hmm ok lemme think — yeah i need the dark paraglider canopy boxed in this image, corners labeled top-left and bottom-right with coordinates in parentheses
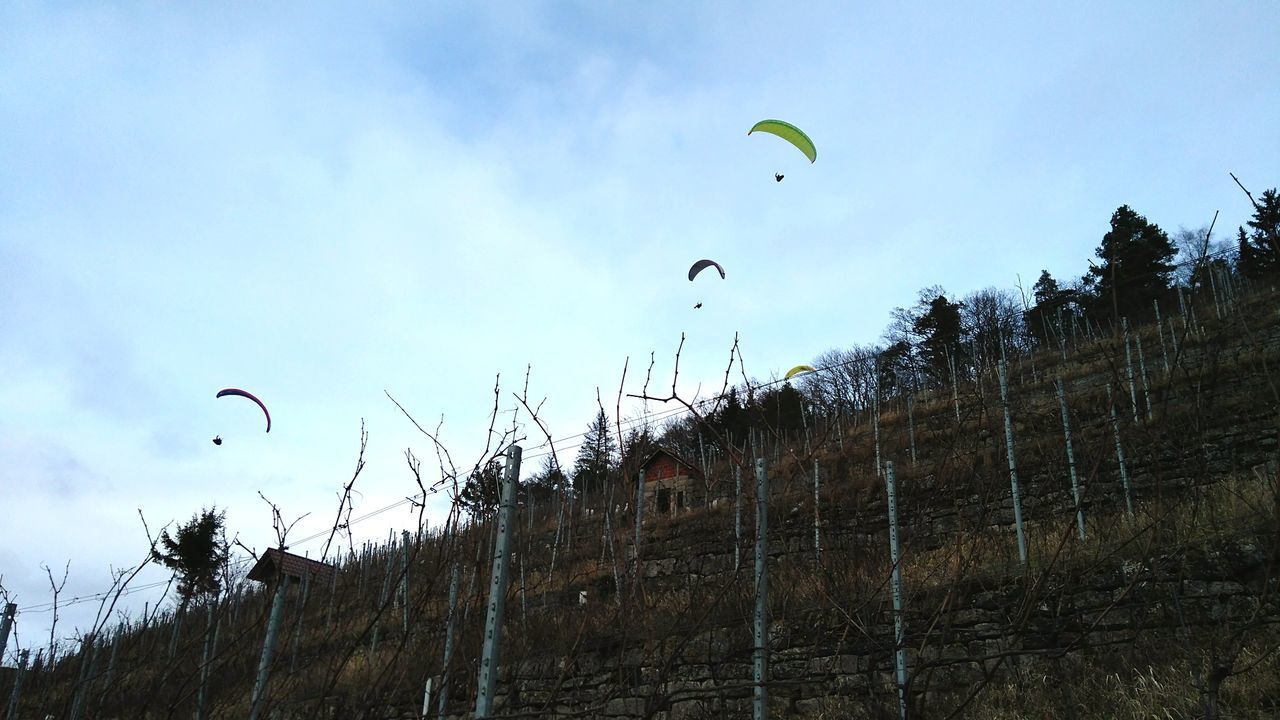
top-left (216, 388), bottom-right (271, 432)
top-left (688, 259), bottom-right (726, 282)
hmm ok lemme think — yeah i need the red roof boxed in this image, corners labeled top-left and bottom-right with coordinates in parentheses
top-left (247, 547), bottom-right (336, 584)
top-left (639, 448), bottom-right (703, 480)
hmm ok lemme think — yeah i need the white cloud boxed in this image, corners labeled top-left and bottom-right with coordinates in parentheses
top-left (2, 1), bottom-right (1278, 659)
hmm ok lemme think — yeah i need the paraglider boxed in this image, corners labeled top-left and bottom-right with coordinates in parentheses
top-left (748, 119), bottom-right (817, 163)
top-left (785, 365), bottom-right (816, 380)
top-left (688, 259), bottom-right (726, 282)
top-left (216, 388), bottom-right (271, 432)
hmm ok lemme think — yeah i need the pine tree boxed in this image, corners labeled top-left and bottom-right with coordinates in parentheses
top-left (912, 293), bottom-right (964, 385)
top-left (525, 455), bottom-right (567, 504)
top-left (1086, 205), bottom-right (1177, 325)
top-left (151, 508), bottom-right (230, 612)
top-left (1025, 270), bottom-right (1079, 348)
top-left (572, 410), bottom-right (617, 496)
top-left (1237, 188), bottom-right (1280, 280)
top-left (459, 458), bottom-right (505, 514)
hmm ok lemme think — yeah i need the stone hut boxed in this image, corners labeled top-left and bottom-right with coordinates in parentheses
top-left (247, 547), bottom-right (336, 586)
top-left (639, 448), bottom-right (704, 516)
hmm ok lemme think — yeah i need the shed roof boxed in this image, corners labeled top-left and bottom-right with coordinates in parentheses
top-left (247, 547), bottom-right (336, 584)
top-left (638, 448), bottom-right (703, 480)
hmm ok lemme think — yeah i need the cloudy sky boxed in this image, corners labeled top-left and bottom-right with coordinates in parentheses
top-left (2, 2), bottom-right (1277, 660)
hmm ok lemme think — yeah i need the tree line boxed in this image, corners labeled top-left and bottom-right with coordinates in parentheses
top-left (449, 187), bottom-right (1278, 515)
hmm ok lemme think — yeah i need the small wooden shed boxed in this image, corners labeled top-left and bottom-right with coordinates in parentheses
top-left (247, 548), bottom-right (336, 585)
top-left (639, 448), bottom-right (704, 516)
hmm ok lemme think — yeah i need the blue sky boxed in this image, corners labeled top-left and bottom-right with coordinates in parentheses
top-left (2, 2), bottom-right (1277, 660)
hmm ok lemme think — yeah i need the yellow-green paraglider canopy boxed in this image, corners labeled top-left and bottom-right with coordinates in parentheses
top-left (749, 119), bottom-right (817, 163)
top-left (784, 364), bottom-right (816, 380)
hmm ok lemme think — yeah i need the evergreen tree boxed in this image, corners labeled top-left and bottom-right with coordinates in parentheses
top-left (1237, 188), bottom-right (1280, 280)
top-left (1025, 270), bottom-right (1079, 348)
top-left (620, 424), bottom-right (657, 472)
top-left (151, 508), bottom-right (230, 612)
top-left (875, 340), bottom-right (914, 399)
top-left (571, 410), bottom-right (617, 496)
top-left (912, 293), bottom-right (964, 385)
top-left (458, 458), bottom-right (505, 514)
top-left (707, 386), bottom-right (751, 445)
top-left (756, 383), bottom-right (806, 433)
top-left (524, 454), bottom-right (566, 504)
top-left (1086, 205), bottom-right (1177, 324)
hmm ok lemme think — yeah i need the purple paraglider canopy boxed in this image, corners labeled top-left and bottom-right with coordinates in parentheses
top-left (216, 388), bottom-right (271, 432)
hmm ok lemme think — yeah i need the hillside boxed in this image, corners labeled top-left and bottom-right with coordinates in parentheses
top-left (6, 285), bottom-right (1280, 720)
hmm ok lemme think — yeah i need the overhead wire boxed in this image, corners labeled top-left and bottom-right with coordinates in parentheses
top-left (10, 241), bottom-right (1246, 621)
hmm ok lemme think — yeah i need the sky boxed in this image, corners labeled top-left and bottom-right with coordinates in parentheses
top-left (1, 2), bottom-right (1277, 661)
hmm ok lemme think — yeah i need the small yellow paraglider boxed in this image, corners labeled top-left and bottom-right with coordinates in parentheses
top-left (784, 365), bottom-right (816, 381)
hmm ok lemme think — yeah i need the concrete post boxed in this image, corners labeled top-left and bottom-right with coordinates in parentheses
top-left (0, 604), bottom-right (14, 660)
top-left (1154, 299), bottom-right (1170, 374)
top-left (885, 461), bottom-right (908, 720)
top-left (734, 464), bottom-right (743, 572)
top-left (436, 560), bottom-right (461, 720)
top-left (1106, 383), bottom-right (1135, 515)
top-left (753, 458), bottom-right (770, 720)
top-left (1136, 335), bottom-right (1152, 421)
top-left (475, 445), bottom-right (522, 718)
top-left (4, 649), bottom-right (28, 720)
top-left (289, 574), bottom-right (310, 673)
top-left (872, 391), bottom-right (883, 478)
top-left (907, 394), bottom-right (917, 466)
top-left (633, 468), bottom-right (646, 562)
top-left (1055, 378), bottom-right (1087, 540)
top-left (813, 459), bottom-right (821, 561)
top-left (248, 574), bottom-right (290, 720)
top-left (997, 355), bottom-right (1028, 567)
top-left (1123, 318), bottom-right (1139, 422)
top-left (196, 601), bottom-right (221, 720)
